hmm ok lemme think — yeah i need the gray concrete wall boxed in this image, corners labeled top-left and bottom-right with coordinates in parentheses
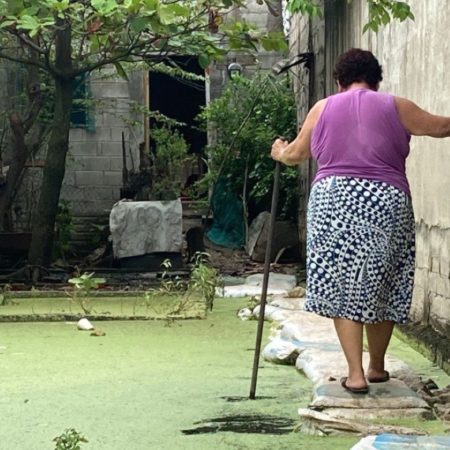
top-left (289, 0), bottom-right (450, 334)
top-left (209, 0), bottom-right (286, 100)
top-left (61, 70), bottom-right (144, 217)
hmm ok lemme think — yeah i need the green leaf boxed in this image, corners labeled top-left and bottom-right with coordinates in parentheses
top-left (159, 3), bottom-right (189, 25)
top-left (198, 53), bottom-right (210, 69)
top-left (130, 16), bottom-right (150, 33)
top-left (113, 61), bottom-right (129, 80)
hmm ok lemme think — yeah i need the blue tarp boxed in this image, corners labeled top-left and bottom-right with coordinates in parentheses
top-left (206, 180), bottom-right (245, 249)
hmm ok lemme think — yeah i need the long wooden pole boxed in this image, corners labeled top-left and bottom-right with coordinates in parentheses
top-left (249, 161), bottom-right (281, 400)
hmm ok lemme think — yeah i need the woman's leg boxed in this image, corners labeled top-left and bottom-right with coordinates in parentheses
top-left (333, 318), bottom-right (366, 389)
top-left (365, 320), bottom-right (395, 380)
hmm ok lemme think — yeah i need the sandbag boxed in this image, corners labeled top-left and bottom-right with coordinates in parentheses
top-left (262, 338), bottom-right (299, 365)
top-left (310, 378), bottom-right (429, 410)
top-left (298, 409), bottom-right (427, 437)
top-left (252, 304), bottom-right (289, 322)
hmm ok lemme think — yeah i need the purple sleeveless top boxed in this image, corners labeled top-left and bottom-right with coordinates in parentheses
top-left (311, 89), bottom-right (411, 194)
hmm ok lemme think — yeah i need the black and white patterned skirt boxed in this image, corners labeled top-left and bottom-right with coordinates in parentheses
top-left (304, 176), bottom-right (415, 324)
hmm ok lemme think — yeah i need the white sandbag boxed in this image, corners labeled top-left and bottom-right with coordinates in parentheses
top-left (110, 200), bottom-right (182, 258)
top-left (298, 409), bottom-right (427, 437)
top-left (279, 319), bottom-right (341, 351)
top-left (296, 348), bottom-right (414, 386)
top-left (262, 338), bottom-right (299, 365)
top-left (245, 273), bottom-right (297, 290)
top-left (310, 378), bottom-right (429, 410)
top-left (219, 285), bottom-right (286, 297)
top-left (252, 304), bottom-right (290, 322)
top-left (319, 407), bottom-right (433, 422)
top-left (350, 434), bottom-right (450, 449)
top-left (269, 296), bottom-right (305, 311)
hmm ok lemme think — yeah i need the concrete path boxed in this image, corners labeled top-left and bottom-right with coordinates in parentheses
top-left (249, 293), bottom-right (435, 435)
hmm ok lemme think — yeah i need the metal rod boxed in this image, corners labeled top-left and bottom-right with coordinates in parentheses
top-left (249, 161), bottom-right (281, 400)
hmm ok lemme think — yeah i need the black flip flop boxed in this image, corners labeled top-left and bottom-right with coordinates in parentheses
top-left (340, 377), bottom-right (369, 394)
top-left (368, 370), bottom-right (390, 383)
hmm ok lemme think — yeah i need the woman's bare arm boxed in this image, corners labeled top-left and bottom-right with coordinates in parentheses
top-left (395, 97), bottom-right (450, 138)
top-left (271, 99), bottom-right (327, 165)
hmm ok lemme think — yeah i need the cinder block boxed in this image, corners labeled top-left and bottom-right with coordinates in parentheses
top-left (431, 257), bottom-right (440, 274)
top-left (99, 142), bottom-right (123, 157)
top-left (110, 157), bottom-right (126, 171)
top-left (63, 171), bottom-right (76, 185)
top-left (75, 171), bottom-right (104, 186)
top-left (436, 275), bottom-right (450, 297)
top-left (429, 294), bottom-right (450, 335)
top-left (77, 156), bottom-right (109, 172)
top-left (111, 127), bottom-right (129, 142)
top-left (413, 267), bottom-right (428, 289)
top-left (442, 259), bottom-right (450, 279)
top-left (103, 171), bottom-right (123, 187)
top-left (69, 128), bottom-right (89, 142)
top-left (91, 81), bottom-right (129, 99)
top-left (98, 112), bottom-right (126, 127)
top-left (91, 127), bottom-right (112, 142)
top-left (428, 272), bottom-right (438, 294)
top-left (68, 141), bottom-right (99, 157)
top-left (410, 285), bottom-right (425, 322)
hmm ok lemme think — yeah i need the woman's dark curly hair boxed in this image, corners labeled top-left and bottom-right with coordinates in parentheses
top-left (333, 49), bottom-right (383, 89)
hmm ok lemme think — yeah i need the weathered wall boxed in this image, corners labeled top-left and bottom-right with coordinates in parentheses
top-left (61, 71), bottom-right (143, 217)
top-left (209, 0), bottom-right (286, 101)
top-left (290, 0), bottom-right (450, 334)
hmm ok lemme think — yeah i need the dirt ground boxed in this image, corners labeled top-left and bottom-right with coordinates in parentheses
top-left (204, 238), bottom-right (303, 280)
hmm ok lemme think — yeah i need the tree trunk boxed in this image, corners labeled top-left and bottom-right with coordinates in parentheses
top-left (28, 22), bottom-right (73, 266)
top-left (0, 62), bottom-right (43, 230)
top-left (0, 114), bottom-right (29, 230)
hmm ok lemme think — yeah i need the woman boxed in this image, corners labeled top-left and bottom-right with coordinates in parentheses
top-left (271, 48), bottom-right (450, 394)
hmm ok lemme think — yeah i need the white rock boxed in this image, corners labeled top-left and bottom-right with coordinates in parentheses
top-left (77, 318), bottom-right (94, 331)
top-left (237, 308), bottom-right (253, 320)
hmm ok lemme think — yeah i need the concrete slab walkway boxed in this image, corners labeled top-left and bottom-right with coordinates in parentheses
top-left (247, 292), bottom-right (438, 435)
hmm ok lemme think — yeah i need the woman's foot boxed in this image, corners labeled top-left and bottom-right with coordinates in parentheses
top-left (367, 369), bottom-right (390, 383)
top-left (340, 377), bottom-right (369, 394)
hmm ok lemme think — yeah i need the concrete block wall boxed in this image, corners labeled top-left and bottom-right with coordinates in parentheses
top-left (209, 0), bottom-right (286, 101)
top-left (289, 0), bottom-right (450, 334)
top-left (61, 70), bottom-right (144, 216)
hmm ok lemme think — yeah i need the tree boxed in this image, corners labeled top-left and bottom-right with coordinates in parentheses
top-left (0, 0), bottom-right (287, 266)
top-left (0, 61), bottom-right (48, 231)
top-left (286, 0), bottom-right (414, 32)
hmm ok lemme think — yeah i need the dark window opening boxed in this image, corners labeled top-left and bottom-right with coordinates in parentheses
top-left (149, 56), bottom-right (207, 155)
top-left (71, 73), bottom-right (95, 131)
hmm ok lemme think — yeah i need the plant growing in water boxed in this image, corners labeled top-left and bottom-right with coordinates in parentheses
top-left (53, 428), bottom-right (88, 450)
top-left (189, 252), bottom-right (222, 311)
top-left (68, 271), bottom-right (106, 315)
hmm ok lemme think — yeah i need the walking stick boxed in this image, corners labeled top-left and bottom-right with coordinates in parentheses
top-left (249, 160), bottom-right (281, 400)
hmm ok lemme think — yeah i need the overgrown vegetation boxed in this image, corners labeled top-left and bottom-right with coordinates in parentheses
top-left (197, 72), bottom-right (298, 221)
top-left (53, 428), bottom-right (88, 450)
top-left (286, 0), bottom-right (414, 32)
top-left (0, 0), bottom-right (287, 266)
top-left (67, 271), bottom-right (106, 315)
top-left (145, 254), bottom-right (221, 317)
top-left (150, 124), bottom-right (193, 200)
top-left (189, 252), bottom-right (222, 311)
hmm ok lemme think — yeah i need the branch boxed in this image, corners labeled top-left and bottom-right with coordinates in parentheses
top-left (0, 51), bottom-right (49, 71)
top-left (13, 31), bottom-right (48, 55)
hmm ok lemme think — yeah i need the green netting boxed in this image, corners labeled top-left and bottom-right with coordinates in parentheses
top-left (206, 179), bottom-right (245, 249)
